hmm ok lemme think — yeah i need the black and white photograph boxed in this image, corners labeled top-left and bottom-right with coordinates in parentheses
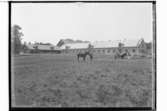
top-left (10, 1), bottom-right (156, 110)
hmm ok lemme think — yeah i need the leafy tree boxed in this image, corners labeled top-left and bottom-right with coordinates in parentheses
top-left (11, 24), bottom-right (24, 54)
top-left (22, 41), bottom-right (28, 53)
top-left (34, 45), bottom-right (38, 53)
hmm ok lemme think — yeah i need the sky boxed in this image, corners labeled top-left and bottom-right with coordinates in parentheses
top-left (11, 3), bottom-right (153, 45)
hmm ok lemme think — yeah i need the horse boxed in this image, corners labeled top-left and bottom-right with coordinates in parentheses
top-left (114, 50), bottom-right (131, 59)
top-left (77, 51), bottom-right (93, 62)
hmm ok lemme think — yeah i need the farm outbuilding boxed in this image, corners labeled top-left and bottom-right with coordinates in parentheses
top-left (23, 44), bottom-right (61, 54)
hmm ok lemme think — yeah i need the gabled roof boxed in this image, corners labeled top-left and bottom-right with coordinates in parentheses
top-left (60, 43), bottom-right (90, 49)
top-left (57, 39), bottom-right (90, 47)
top-left (34, 44), bottom-right (54, 50)
top-left (26, 44), bottom-right (61, 50)
top-left (60, 39), bottom-right (141, 49)
top-left (92, 39), bottom-right (140, 48)
top-left (123, 39), bottom-right (140, 47)
top-left (92, 41), bottom-right (117, 48)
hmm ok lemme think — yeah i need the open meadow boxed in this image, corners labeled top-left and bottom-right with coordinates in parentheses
top-left (11, 54), bottom-right (154, 107)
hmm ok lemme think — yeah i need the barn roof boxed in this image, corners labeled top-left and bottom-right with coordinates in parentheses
top-left (57, 39), bottom-right (90, 47)
top-left (92, 41), bottom-right (117, 48)
top-left (26, 44), bottom-right (61, 50)
top-left (92, 39), bottom-right (140, 48)
top-left (60, 39), bottom-right (141, 49)
top-left (60, 42), bottom-right (90, 49)
top-left (35, 44), bottom-right (54, 50)
top-left (123, 39), bottom-right (141, 47)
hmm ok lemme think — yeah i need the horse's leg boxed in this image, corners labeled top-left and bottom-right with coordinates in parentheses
top-left (83, 56), bottom-right (85, 62)
top-left (122, 55), bottom-right (124, 59)
top-left (77, 55), bottom-right (80, 62)
top-left (90, 55), bottom-right (93, 62)
top-left (83, 55), bottom-right (86, 62)
top-left (86, 55), bottom-right (88, 62)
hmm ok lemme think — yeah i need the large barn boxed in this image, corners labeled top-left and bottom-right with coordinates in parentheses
top-left (59, 38), bottom-right (152, 57)
top-left (22, 38), bottom-right (152, 57)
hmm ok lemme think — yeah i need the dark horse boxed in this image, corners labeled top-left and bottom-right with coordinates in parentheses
top-left (114, 51), bottom-right (131, 59)
top-left (77, 51), bottom-right (93, 62)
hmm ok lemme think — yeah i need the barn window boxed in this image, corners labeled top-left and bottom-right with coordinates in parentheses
top-left (98, 50), bottom-right (101, 53)
top-left (107, 49), bottom-right (110, 53)
top-left (113, 49), bottom-right (115, 53)
top-left (50, 47), bottom-right (54, 50)
top-left (132, 49), bottom-right (136, 52)
top-left (103, 49), bottom-right (105, 53)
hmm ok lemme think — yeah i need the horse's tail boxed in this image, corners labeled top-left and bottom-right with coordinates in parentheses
top-left (91, 54), bottom-right (93, 60)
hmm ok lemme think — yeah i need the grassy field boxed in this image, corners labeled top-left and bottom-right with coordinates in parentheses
top-left (12, 54), bottom-right (154, 107)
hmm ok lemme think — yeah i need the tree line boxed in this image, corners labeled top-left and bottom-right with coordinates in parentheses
top-left (11, 24), bottom-right (24, 55)
top-left (11, 24), bottom-right (53, 54)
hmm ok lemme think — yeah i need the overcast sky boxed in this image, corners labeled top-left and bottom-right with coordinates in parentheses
top-left (12, 3), bottom-right (153, 45)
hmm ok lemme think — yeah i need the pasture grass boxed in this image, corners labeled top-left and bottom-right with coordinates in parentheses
top-left (12, 54), bottom-right (153, 107)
